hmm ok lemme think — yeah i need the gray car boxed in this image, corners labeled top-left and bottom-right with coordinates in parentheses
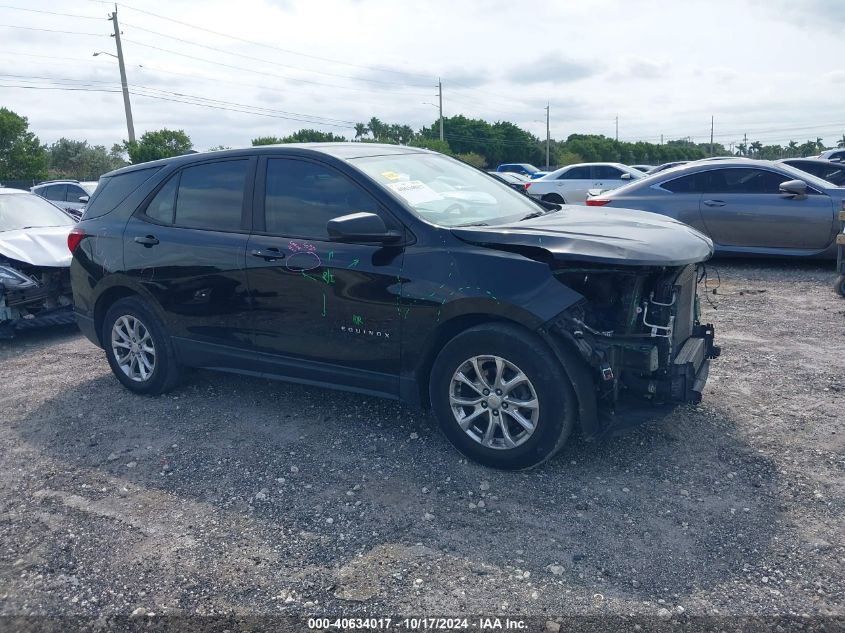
top-left (587, 159), bottom-right (841, 258)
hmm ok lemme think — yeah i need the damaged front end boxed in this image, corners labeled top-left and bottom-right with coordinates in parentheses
top-left (0, 258), bottom-right (75, 339)
top-left (547, 262), bottom-right (719, 433)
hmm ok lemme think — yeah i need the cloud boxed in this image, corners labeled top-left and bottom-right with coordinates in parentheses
top-left (506, 54), bottom-right (597, 85)
top-left (761, 0), bottom-right (845, 32)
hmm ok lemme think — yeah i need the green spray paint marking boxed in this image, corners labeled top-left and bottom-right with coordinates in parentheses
top-left (321, 293), bottom-right (327, 317)
top-left (302, 271), bottom-right (320, 283)
top-left (347, 259), bottom-right (360, 268)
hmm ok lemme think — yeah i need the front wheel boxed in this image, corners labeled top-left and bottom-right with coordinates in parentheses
top-left (102, 297), bottom-right (183, 395)
top-left (429, 324), bottom-right (576, 470)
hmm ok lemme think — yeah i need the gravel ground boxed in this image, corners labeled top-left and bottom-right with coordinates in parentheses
top-left (0, 260), bottom-right (843, 630)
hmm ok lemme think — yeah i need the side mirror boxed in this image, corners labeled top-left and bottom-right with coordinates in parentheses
top-left (78, 195), bottom-right (89, 203)
top-left (620, 173), bottom-right (633, 180)
top-left (779, 179), bottom-right (807, 198)
top-left (327, 212), bottom-right (402, 244)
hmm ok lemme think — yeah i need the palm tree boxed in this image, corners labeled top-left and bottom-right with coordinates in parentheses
top-left (353, 123), bottom-right (368, 140)
top-left (837, 134), bottom-right (845, 149)
top-left (368, 117), bottom-right (384, 142)
top-left (750, 141), bottom-right (763, 157)
top-left (787, 140), bottom-right (798, 157)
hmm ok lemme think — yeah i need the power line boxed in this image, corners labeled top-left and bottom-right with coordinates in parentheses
top-left (107, 1), bottom-right (526, 107)
top-left (120, 38), bottom-right (435, 98)
top-left (113, 1), bottom-right (437, 81)
top-left (120, 21), bottom-right (433, 90)
top-left (0, 4), bottom-right (104, 20)
top-left (0, 76), bottom-right (357, 129)
top-left (0, 24), bottom-right (106, 36)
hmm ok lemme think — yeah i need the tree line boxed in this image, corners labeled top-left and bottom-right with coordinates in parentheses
top-left (2, 106), bottom-right (844, 183)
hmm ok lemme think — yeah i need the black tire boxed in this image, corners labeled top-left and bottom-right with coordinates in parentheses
top-left (836, 274), bottom-right (845, 298)
top-left (542, 193), bottom-right (565, 204)
top-left (102, 297), bottom-right (183, 395)
top-left (429, 323), bottom-right (576, 470)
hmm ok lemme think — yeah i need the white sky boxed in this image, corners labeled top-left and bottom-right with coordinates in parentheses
top-left (1, 0), bottom-right (843, 152)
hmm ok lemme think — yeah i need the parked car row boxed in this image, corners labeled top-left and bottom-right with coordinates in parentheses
top-left (586, 159), bottom-right (843, 258)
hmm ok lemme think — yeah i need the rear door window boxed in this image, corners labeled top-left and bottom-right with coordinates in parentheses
top-left (662, 173), bottom-right (708, 193)
top-left (173, 160), bottom-right (249, 231)
top-left (43, 184), bottom-right (67, 201)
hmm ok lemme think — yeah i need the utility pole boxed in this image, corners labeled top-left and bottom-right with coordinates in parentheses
top-left (545, 104), bottom-right (550, 170)
top-left (437, 78), bottom-right (443, 142)
top-left (615, 115), bottom-right (619, 142)
top-left (660, 133), bottom-right (663, 145)
top-left (710, 115), bottom-right (714, 156)
top-left (109, 4), bottom-right (135, 143)
top-left (743, 132), bottom-right (748, 156)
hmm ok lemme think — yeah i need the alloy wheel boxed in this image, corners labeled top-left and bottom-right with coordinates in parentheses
top-left (449, 355), bottom-right (539, 450)
top-left (111, 315), bottom-right (156, 382)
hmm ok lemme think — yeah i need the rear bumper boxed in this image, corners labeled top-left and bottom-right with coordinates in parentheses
top-left (74, 310), bottom-right (100, 347)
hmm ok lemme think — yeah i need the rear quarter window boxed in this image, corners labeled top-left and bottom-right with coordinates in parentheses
top-left (83, 167), bottom-right (161, 219)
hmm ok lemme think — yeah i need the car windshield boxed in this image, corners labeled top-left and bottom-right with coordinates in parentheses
top-left (352, 153), bottom-right (544, 227)
top-left (0, 193), bottom-right (75, 232)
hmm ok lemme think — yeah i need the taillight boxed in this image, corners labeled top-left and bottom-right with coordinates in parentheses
top-left (586, 199), bottom-right (610, 207)
top-left (524, 182), bottom-right (532, 190)
top-left (67, 227), bottom-right (85, 253)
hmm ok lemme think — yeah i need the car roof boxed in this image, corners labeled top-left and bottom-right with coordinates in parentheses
top-left (778, 157), bottom-right (838, 164)
top-left (0, 187), bottom-right (30, 195)
top-left (102, 143), bottom-right (433, 178)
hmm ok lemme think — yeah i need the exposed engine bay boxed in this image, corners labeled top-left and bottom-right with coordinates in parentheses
top-left (0, 257), bottom-right (74, 339)
top-left (551, 263), bottom-right (720, 410)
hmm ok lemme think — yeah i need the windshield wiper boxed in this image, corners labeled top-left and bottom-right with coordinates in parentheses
top-left (453, 221), bottom-right (489, 227)
top-left (518, 211), bottom-right (546, 221)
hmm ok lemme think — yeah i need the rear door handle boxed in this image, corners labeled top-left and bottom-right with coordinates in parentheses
top-left (251, 247), bottom-right (284, 261)
top-left (134, 235), bottom-right (159, 246)
top-left (703, 199), bottom-right (726, 207)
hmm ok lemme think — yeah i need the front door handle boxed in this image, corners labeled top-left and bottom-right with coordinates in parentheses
top-left (251, 247), bottom-right (284, 261)
top-left (703, 199), bottom-right (726, 207)
top-left (134, 235), bottom-right (159, 247)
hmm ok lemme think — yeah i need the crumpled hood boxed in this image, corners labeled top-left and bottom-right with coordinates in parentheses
top-left (0, 226), bottom-right (73, 267)
top-left (450, 205), bottom-right (714, 266)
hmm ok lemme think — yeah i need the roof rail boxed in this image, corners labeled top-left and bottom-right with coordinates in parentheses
top-left (34, 179), bottom-right (80, 185)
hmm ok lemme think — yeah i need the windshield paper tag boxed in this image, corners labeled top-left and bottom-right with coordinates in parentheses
top-left (386, 180), bottom-right (443, 205)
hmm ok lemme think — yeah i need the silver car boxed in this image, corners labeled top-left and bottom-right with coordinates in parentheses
top-left (587, 159), bottom-right (842, 258)
top-left (31, 179), bottom-right (97, 219)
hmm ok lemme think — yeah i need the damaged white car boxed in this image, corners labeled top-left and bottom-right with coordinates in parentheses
top-left (0, 188), bottom-right (76, 339)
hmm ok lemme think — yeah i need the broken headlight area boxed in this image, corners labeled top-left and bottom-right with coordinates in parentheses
top-left (550, 263), bottom-right (720, 410)
top-left (0, 259), bottom-right (74, 338)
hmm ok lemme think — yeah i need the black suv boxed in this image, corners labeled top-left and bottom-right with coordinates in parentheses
top-left (69, 144), bottom-right (718, 469)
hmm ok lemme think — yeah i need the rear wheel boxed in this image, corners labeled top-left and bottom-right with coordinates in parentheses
top-left (102, 297), bottom-right (183, 395)
top-left (430, 323), bottom-right (576, 470)
top-left (542, 193), bottom-right (565, 204)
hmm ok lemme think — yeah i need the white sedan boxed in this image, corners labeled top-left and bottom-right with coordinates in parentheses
top-left (525, 162), bottom-right (644, 205)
